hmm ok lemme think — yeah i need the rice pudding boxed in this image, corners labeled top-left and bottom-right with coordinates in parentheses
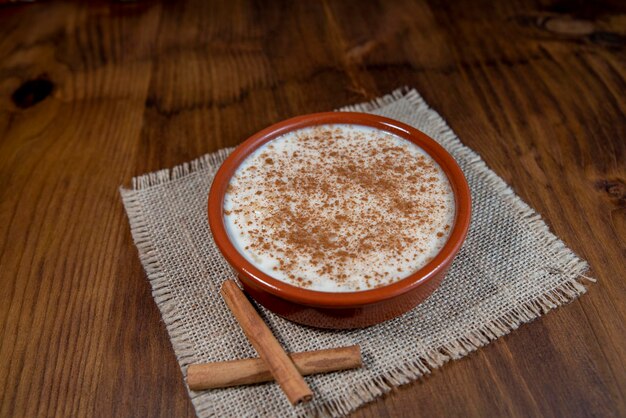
top-left (223, 124), bottom-right (455, 292)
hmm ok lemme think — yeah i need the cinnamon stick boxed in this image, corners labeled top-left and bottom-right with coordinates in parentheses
top-left (187, 345), bottom-right (362, 390)
top-left (220, 280), bottom-right (314, 405)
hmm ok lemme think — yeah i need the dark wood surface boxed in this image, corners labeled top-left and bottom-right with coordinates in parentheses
top-left (1, 0), bottom-right (625, 417)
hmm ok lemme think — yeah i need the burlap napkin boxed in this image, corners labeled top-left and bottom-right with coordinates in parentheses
top-left (120, 88), bottom-right (590, 418)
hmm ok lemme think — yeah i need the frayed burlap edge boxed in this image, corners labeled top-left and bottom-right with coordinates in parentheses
top-left (120, 87), bottom-right (592, 418)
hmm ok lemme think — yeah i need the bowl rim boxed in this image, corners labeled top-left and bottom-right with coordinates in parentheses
top-left (208, 112), bottom-right (471, 308)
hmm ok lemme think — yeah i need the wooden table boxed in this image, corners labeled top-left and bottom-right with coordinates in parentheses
top-left (1, 0), bottom-right (624, 416)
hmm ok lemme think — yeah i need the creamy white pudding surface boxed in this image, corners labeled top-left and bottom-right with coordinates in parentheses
top-left (223, 124), bottom-right (455, 292)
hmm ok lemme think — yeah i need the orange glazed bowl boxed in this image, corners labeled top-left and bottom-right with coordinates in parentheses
top-left (208, 112), bottom-right (471, 329)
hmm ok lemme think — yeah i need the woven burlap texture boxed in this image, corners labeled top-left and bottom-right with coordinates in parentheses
top-left (120, 88), bottom-right (590, 418)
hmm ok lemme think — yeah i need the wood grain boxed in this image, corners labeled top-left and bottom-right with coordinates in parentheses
top-left (0, 0), bottom-right (624, 416)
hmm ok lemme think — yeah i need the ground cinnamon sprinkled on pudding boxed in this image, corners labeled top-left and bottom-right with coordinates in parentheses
top-left (223, 124), bottom-right (455, 292)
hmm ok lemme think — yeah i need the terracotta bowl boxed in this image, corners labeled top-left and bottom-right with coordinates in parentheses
top-left (208, 112), bottom-right (471, 329)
